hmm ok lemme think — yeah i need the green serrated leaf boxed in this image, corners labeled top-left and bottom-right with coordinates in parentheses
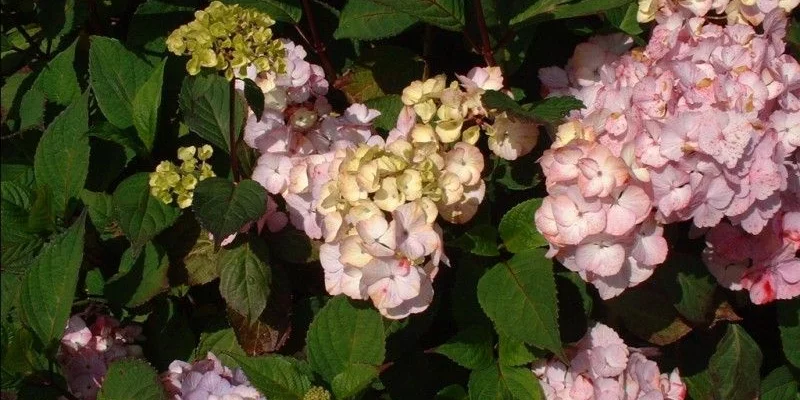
top-left (192, 178), bottom-right (267, 242)
top-left (709, 324), bottom-right (763, 400)
top-left (550, 0), bottom-right (635, 20)
top-left (18, 88), bottom-right (46, 132)
top-left (105, 242), bottom-right (169, 307)
top-left (19, 213), bottom-right (85, 350)
top-left (607, 284), bottom-right (692, 346)
top-left (127, 0), bottom-right (195, 56)
top-left (477, 249), bottom-right (563, 359)
top-left (229, 354), bottom-right (313, 400)
top-left (605, 2), bottom-right (643, 36)
top-left (33, 91), bottom-right (89, 220)
top-left (192, 328), bottom-right (246, 368)
top-left (183, 232), bottom-right (221, 286)
top-left (218, 238), bottom-right (272, 323)
top-left (436, 324), bottom-right (495, 370)
top-left (436, 384), bottom-right (468, 400)
top-left (178, 74), bottom-right (246, 153)
top-left (89, 36), bottom-right (154, 129)
top-left (760, 366), bottom-right (799, 400)
top-left (778, 298), bottom-right (800, 368)
top-left (306, 296), bottom-right (385, 381)
top-left (498, 336), bottom-right (536, 367)
top-left (498, 198), bottom-right (546, 253)
top-left (112, 173), bottom-right (180, 248)
top-left (528, 96), bottom-right (584, 124)
top-left (97, 359), bottom-right (167, 400)
top-left (371, 0), bottom-right (464, 31)
top-left (658, 252), bottom-right (718, 326)
top-left (335, 0), bottom-right (418, 40)
top-left (452, 224), bottom-right (500, 257)
top-left (31, 39), bottom-right (81, 107)
top-left (467, 363), bottom-right (544, 400)
top-left (132, 58), bottom-right (165, 152)
top-left (364, 95), bottom-right (404, 132)
top-left (81, 190), bottom-right (119, 239)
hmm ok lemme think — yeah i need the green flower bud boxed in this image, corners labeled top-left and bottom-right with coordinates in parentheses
top-left (303, 387), bottom-right (331, 400)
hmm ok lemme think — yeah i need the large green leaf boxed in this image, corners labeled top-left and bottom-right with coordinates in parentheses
top-left (132, 58), bottom-right (166, 152)
top-left (477, 248), bottom-right (563, 358)
top-left (482, 90), bottom-right (583, 125)
top-left (105, 242), bottom-right (169, 307)
top-left (658, 253), bottom-right (718, 326)
top-left (467, 363), bottom-right (545, 400)
top-left (97, 359), bottom-right (167, 400)
top-left (178, 73), bottom-right (246, 153)
top-left (760, 366), bottom-right (799, 400)
top-left (306, 296), bottom-right (385, 381)
top-left (127, 0), bottom-right (195, 55)
top-left (33, 91), bottom-right (89, 220)
top-left (192, 328), bottom-right (246, 368)
top-left (332, 363), bottom-right (379, 399)
top-left (778, 298), bottom-right (800, 368)
top-left (335, 0), bottom-right (418, 40)
top-left (363, 95), bottom-right (404, 132)
top-left (371, 0), bottom-right (464, 31)
top-left (192, 178), bottom-right (267, 243)
top-left (436, 324), bottom-right (495, 370)
top-left (30, 39), bottom-right (81, 107)
top-left (19, 213), bottom-right (85, 350)
top-left (606, 284), bottom-right (692, 346)
top-left (218, 238), bottom-right (272, 323)
top-left (112, 173), bottom-right (180, 248)
top-left (509, 0), bottom-right (633, 26)
top-left (708, 324), bottom-right (763, 400)
top-left (498, 198), bottom-right (546, 254)
top-left (231, 354), bottom-right (313, 400)
top-left (89, 36), bottom-right (154, 129)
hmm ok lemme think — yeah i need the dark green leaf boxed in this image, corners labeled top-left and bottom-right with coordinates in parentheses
top-left (436, 325), bottom-right (495, 370)
top-left (31, 39), bottom-right (82, 107)
top-left (218, 238), bottom-right (272, 323)
top-left (332, 363), bottom-right (379, 399)
top-left (112, 173), bottom-right (180, 248)
top-left (708, 324), bottom-right (763, 400)
top-left (335, 0), bottom-right (418, 40)
top-left (33, 91), bottom-right (89, 220)
top-left (242, 78), bottom-right (265, 120)
top-left (183, 232), bottom-right (221, 286)
top-left (192, 178), bottom-right (267, 243)
top-left (760, 366), bottom-right (799, 400)
top-left (467, 363), bottom-right (544, 400)
top-left (97, 359), bottom-right (167, 400)
top-left (498, 198), bottom-right (546, 253)
top-left (105, 242), bottom-right (169, 307)
top-left (364, 95), bottom-right (404, 132)
top-left (607, 284), bottom-right (692, 346)
top-left (132, 58), bottom-right (166, 152)
top-left (498, 336), bottom-right (536, 367)
top-left (477, 249), bottom-right (563, 358)
top-left (178, 74), bottom-right (246, 153)
top-left (19, 213), bottom-right (85, 350)
top-left (452, 224), bottom-right (500, 257)
top-left (778, 298), bottom-right (800, 368)
top-left (371, 0), bottom-right (464, 31)
top-left (527, 96), bottom-right (584, 124)
top-left (192, 328), bottom-right (246, 368)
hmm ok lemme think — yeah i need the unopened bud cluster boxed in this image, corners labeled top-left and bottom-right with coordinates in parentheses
top-left (149, 145), bottom-right (215, 209)
top-left (166, 1), bottom-right (286, 80)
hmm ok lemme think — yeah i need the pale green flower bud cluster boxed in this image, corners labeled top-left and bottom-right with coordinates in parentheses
top-left (149, 145), bottom-right (215, 209)
top-left (303, 387), bottom-right (331, 400)
top-left (166, 1), bottom-right (286, 80)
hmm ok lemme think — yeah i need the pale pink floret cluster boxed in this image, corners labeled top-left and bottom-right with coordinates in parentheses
top-left (537, 10), bottom-right (800, 301)
top-left (241, 39), bottom-right (521, 317)
top-left (162, 352), bottom-right (263, 400)
top-left (533, 323), bottom-right (686, 400)
top-left (58, 314), bottom-right (144, 400)
top-left (637, 0), bottom-right (799, 26)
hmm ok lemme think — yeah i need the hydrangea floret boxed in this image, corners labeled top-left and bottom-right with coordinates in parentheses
top-left (637, 0), bottom-right (800, 26)
top-left (58, 312), bottom-right (144, 400)
top-left (536, 6), bottom-right (800, 302)
top-left (162, 352), bottom-right (263, 400)
top-left (533, 323), bottom-right (686, 400)
top-left (149, 145), bottom-right (216, 209)
top-left (166, 1), bottom-right (286, 79)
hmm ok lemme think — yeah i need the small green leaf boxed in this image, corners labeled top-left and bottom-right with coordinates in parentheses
top-left (467, 363), bottom-right (544, 400)
top-left (477, 249), bottom-right (563, 359)
top-left (89, 36), bottom-right (154, 129)
top-left (306, 296), bottom-right (385, 381)
top-left (607, 284), bottom-right (692, 346)
top-left (436, 325), bottom-right (495, 370)
top-left (452, 224), bottom-right (500, 257)
top-left (550, 0), bottom-right (636, 20)
top-left (192, 328), bottom-right (246, 368)
top-left (112, 173), bottom-right (180, 248)
top-left (708, 324), bottom-right (763, 400)
top-left (97, 359), bottom-right (167, 400)
top-left (31, 39), bottom-right (82, 107)
top-left (364, 95), bottom-right (404, 132)
top-left (605, 2), bottom-right (643, 36)
top-left (105, 242), bottom-right (169, 307)
top-left (183, 232), bottom-right (221, 286)
top-left (242, 78), bottom-right (265, 120)
top-left (527, 96), bottom-right (584, 124)
top-left (229, 354), bottom-right (312, 400)
top-left (498, 198), bottom-right (546, 253)
top-left (498, 336), bottom-right (536, 367)
top-left (192, 178), bottom-right (267, 243)
top-left (436, 384), bottom-right (468, 400)
top-left (178, 74), bottom-right (246, 153)
top-left (18, 88), bottom-right (46, 131)
top-left (658, 253), bottom-right (718, 326)
top-left (335, 0), bottom-right (418, 40)
top-left (760, 366), bottom-right (799, 400)
top-left (218, 238), bottom-right (272, 323)
top-left (19, 213), bottom-right (86, 350)
top-left (33, 91), bottom-right (89, 220)
top-left (132, 58), bottom-right (166, 152)
top-left (778, 298), bottom-right (800, 368)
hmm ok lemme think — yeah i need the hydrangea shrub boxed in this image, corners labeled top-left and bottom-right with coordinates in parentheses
top-left (1, 0), bottom-right (798, 399)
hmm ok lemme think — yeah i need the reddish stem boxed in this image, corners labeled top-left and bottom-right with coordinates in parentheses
top-left (473, 0), bottom-right (496, 67)
top-left (300, 0), bottom-right (337, 84)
